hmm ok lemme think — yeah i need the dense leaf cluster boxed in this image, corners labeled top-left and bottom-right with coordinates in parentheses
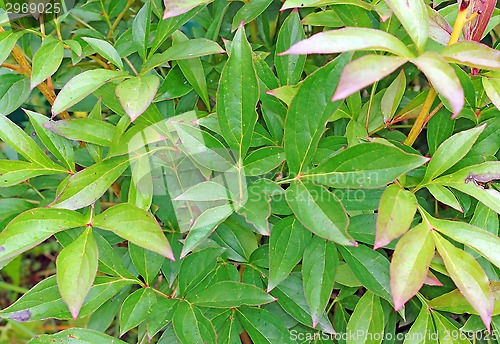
top-left (0, 0), bottom-right (499, 343)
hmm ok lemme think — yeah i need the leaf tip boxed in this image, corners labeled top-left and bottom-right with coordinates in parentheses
top-left (266, 282), bottom-right (277, 293)
top-left (331, 91), bottom-right (345, 102)
top-left (69, 307), bottom-right (80, 320)
top-left (393, 300), bottom-right (404, 312)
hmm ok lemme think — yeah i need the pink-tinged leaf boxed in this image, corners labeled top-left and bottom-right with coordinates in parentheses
top-left (374, 184), bottom-right (417, 249)
top-left (115, 74), bottom-right (160, 122)
top-left (332, 55), bottom-right (407, 102)
top-left (425, 215), bottom-right (500, 271)
top-left (163, 0), bottom-right (212, 19)
top-left (433, 231), bottom-right (493, 330)
top-left (424, 271), bottom-right (443, 286)
top-left (385, 0), bottom-right (429, 53)
top-left (390, 223), bottom-right (435, 311)
top-left (281, 27), bottom-right (414, 58)
top-left (441, 41), bottom-right (500, 71)
top-left (482, 78), bottom-right (500, 111)
top-left (428, 282), bottom-right (500, 315)
top-left (428, 7), bottom-right (452, 45)
top-left (411, 52), bottom-right (464, 117)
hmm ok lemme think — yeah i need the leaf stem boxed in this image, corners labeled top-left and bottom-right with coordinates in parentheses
top-left (404, 3), bottom-right (470, 146)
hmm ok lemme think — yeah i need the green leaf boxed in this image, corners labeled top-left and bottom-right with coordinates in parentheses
top-left (212, 216), bottom-right (258, 262)
top-left (426, 106), bottom-right (455, 155)
top-left (390, 223), bottom-right (435, 310)
top-left (268, 217), bottom-right (310, 291)
top-left (0, 199), bottom-right (35, 221)
top-left (141, 38), bottom-right (224, 74)
top-left (52, 70), bottom-right (128, 116)
top-left (115, 74), bottom-right (160, 121)
top-left (0, 276), bottom-right (134, 321)
top-left (237, 179), bottom-right (283, 235)
top-left (215, 310), bottom-right (242, 344)
top-left (172, 31), bottom-right (210, 109)
top-left (181, 204), bottom-right (234, 257)
top-left (332, 55), bottom-right (407, 101)
top-left (27, 328), bottom-right (128, 344)
top-left (178, 246), bottom-right (224, 296)
top-left (31, 39), bottom-right (64, 89)
top-left (0, 115), bottom-right (63, 169)
top-left (0, 208), bottom-right (86, 262)
top-left (43, 118), bottom-right (116, 146)
top-left (146, 298), bottom-right (178, 338)
top-left (345, 291), bottom-right (385, 344)
top-left (433, 231), bottom-right (493, 329)
top-left (93, 203), bottom-right (174, 260)
top-left (174, 181), bottom-right (235, 202)
top-left (426, 215), bottom-right (500, 270)
top-left (266, 85), bottom-right (298, 106)
top-left (0, 74), bottom-right (31, 116)
top-left (374, 184), bottom-right (418, 249)
top-left (0, 160), bottom-right (64, 187)
top-left (243, 146), bottom-right (285, 176)
top-left (283, 27), bottom-right (414, 58)
top-left (132, 1), bottom-right (151, 61)
top-left (286, 180), bottom-right (354, 246)
top-left (302, 236), bottom-right (337, 327)
top-left (56, 227), bottom-right (98, 319)
top-left (403, 306), bottom-right (437, 344)
top-left (274, 9), bottom-right (306, 85)
top-left (422, 125), bottom-right (486, 183)
top-left (82, 37), bottom-right (123, 69)
top-left (284, 53), bottom-right (349, 174)
top-left (129, 243), bottom-right (164, 285)
top-left (0, 31), bottom-right (24, 65)
top-left (25, 110), bottom-right (75, 171)
top-left (172, 119), bottom-right (235, 172)
top-left (305, 141), bottom-right (429, 188)
top-left (217, 25), bottom-right (259, 158)
top-left (411, 52), bottom-right (463, 117)
top-left (432, 311), bottom-right (471, 344)
top-left (119, 288), bottom-right (156, 335)
top-left (187, 281), bottom-right (275, 307)
top-left (425, 184), bottom-right (463, 212)
top-left (172, 301), bottom-right (216, 343)
top-left (441, 41), bottom-right (500, 70)
top-left (433, 161), bottom-right (500, 214)
top-left (232, 0), bottom-right (273, 31)
top-left (237, 306), bottom-right (294, 344)
top-left (381, 69), bottom-right (406, 123)
top-left (385, 0), bottom-right (428, 53)
top-left (94, 233), bottom-right (136, 280)
top-left (483, 77), bottom-right (500, 110)
top-left (338, 245), bottom-right (392, 303)
top-left (51, 156), bottom-right (129, 210)
top-left (163, 0), bottom-right (212, 19)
